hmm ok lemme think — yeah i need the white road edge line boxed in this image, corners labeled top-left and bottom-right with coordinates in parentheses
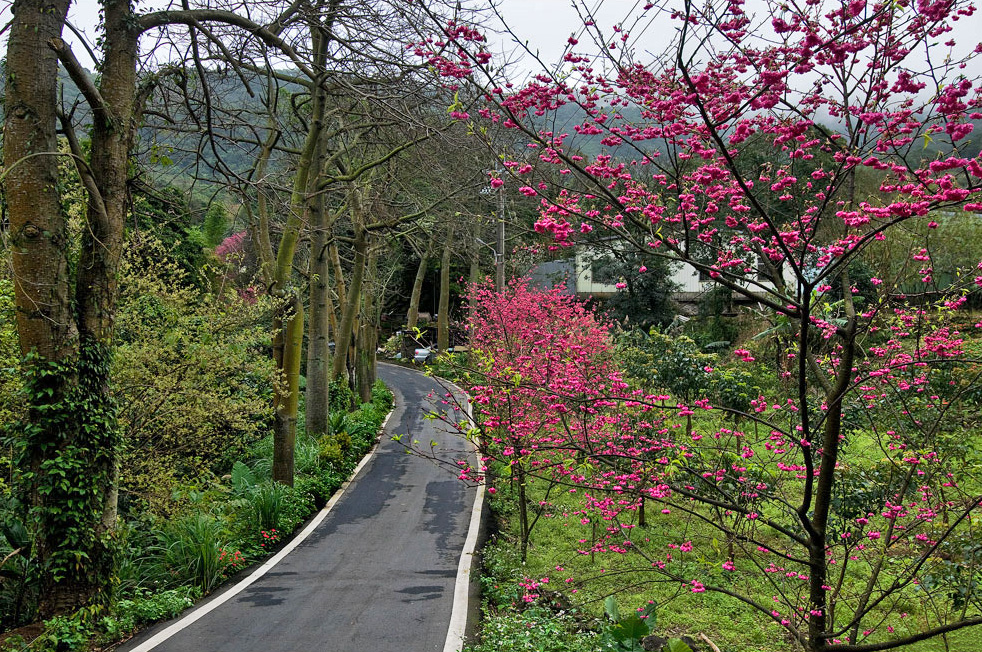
top-left (126, 407), bottom-right (396, 652)
top-left (443, 379), bottom-right (484, 652)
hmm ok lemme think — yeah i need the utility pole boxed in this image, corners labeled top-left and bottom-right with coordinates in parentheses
top-left (497, 182), bottom-right (506, 290)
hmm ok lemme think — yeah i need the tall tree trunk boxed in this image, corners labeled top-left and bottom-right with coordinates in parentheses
top-left (437, 231), bottom-right (453, 353)
top-left (356, 246), bottom-right (379, 403)
top-left (305, 194), bottom-right (333, 438)
top-left (4, 0), bottom-right (137, 616)
top-left (273, 294), bottom-right (304, 485)
top-left (76, 0), bottom-right (138, 533)
top-left (332, 191), bottom-right (368, 381)
top-left (4, 0), bottom-right (74, 363)
top-left (5, 0), bottom-right (81, 618)
top-left (404, 244), bottom-right (431, 359)
top-left (406, 245), bottom-right (431, 331)
top-left (328, 242), bottom-right (349, 372)
top-left (356, 322), bottom-right (377, 404)
top-left (304, 116), bottom-right (334, 437)
top-left (269, 21), bottom-right (331, 485)
top-left (330, 242), bottom-right (348, 309)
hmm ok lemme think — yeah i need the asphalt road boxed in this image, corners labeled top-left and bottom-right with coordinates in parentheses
top-left (119, 363), bottom-right (479, 652)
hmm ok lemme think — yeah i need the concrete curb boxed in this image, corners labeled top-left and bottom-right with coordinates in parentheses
top-left (440, 376), bottom-right (485, 652)
top-left (426, 370), bottom-right (484, 652)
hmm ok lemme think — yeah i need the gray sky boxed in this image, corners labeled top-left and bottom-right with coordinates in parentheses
top-left (1, 0), bottom-right (978, 87)
top-left (1, 0), bottom-right (634, 71)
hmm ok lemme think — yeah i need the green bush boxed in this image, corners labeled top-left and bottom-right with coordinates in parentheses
top-left (709, 365), bottom-right (766, 415)
top-left (33, 612), bottom-right (92, 652)
top-left (294, 436), bottom-right (322, 475)
top-left (616, 329), bottom-right (714, 401)
top-left (294, 471), bottom-right (344, 510)
top-left (318, 436), bottom-right (345, 466)
top-left (466, 609), bottom-right (598, 652)
top-left (113, 236), bottom-right (273, 517)
top-left (229, 460), bottom-right (314, 537)
top-left (0, 496), bottom-right (37, 630)
top-left (275, 485), bottom-right (313, 535)
top-left (248, 481), bottom-right (290, 532)
top-left (370, 379), bottom-right (394, 412)
top-left (153, 513), bottom-right (230, 593)
top-left (100, 587), bottom-right (200, 640)
top-left (329, 377), bottom-right (355, 413)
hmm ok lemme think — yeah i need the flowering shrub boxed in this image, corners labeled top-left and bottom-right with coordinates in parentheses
top-left (218, 549), bottom-right (244, 576)
top-left (461, 279), bottom-right (632, 559)
top-left (258, 529), bottom-right (280, 550)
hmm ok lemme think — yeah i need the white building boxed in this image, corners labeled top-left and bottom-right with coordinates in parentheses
top-left (530, 245), bottom-right (791, 309)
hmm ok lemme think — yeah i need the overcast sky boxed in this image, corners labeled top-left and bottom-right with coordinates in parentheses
top-left (1, 0), bottom-right (977, 82)
top-left (0, 0), bottom-right (650, 71)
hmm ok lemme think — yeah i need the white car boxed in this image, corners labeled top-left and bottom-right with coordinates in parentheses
top-left (413, 347), bottom-right (435, 364)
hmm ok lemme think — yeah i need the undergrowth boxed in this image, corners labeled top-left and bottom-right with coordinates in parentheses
top-left (1, 380), bottom-right (393, 652)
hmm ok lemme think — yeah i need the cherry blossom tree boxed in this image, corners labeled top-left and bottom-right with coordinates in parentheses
top-left (414, 0), bottom-right (982, 649)
top-left (462, 278), bottom-right (628, 560)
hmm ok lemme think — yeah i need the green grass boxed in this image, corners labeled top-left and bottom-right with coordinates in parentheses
top-left (480, 456), bottom-right (982, 652)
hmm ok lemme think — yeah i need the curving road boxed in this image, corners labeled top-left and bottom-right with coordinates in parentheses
top-left (119, 363), bottom-right (481, 652)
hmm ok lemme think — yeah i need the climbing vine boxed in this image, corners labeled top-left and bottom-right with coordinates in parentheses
top-left (12, 341), bottom-right (119, 611)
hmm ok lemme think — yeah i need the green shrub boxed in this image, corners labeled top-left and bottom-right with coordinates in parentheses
top-left (370, 379), bottom-right (394, 413)
top-left (616, 329), bottom-right (713, 401)
top-left (113, 236), bottom-right (273, 517)
top-left (153, 513), bottom-right (230, 593)
top-left (466, 609), bottom-right (597, 652)
top-left (34, 612), bottom-right (93, 652)
top-left (0, 496), bottom-right (37, 630)
top-left (229, 461), bottom-right (312, 535)
top-left (709, 365), bottom-right (766, 415)
top-left (113, 518), bottom-right (162, 599)
top-left (248, 481), bottom-right (290, 532)
top-left (294, 471), bottom-right (343, 510)
top-left (294, 436), bottom-right (322, 475)
top-left (100, 587), bottom-right (200, 640)
top-left (328, 410), bottom-right (377, 459)
top-left (318, 436), bottom-right (345, 466)
top-left (277, 486), bottom-right (314, 534)
top-left (329, 377), bottom-right (355, 413)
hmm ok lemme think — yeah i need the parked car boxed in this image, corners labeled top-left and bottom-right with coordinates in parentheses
top-left (413, 347), bottom-right (435, 364)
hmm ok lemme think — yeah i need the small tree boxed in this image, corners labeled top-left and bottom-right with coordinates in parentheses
top-left (591, 250), bottom-right (680, 330)
top-left (464, 278), bottom-right (625, 561)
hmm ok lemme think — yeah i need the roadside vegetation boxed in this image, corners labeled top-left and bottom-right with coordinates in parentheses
top-left (0, 213), bottom-right (393, 651)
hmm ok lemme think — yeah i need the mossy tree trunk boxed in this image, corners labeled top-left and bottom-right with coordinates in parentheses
top-left (403, 243), bottom-right (431, 359)
top-left (329, 242), bottom-right (349, 372)
top-left (269, 11), bottom-right (338, 485)
top-left (407, 243), bottom-right (431, 332)
top-left (356, 246), bottom-right (380, 403)
top-left (4, 0), bottom-right (139, 617)
top-left (332, 187), bottom-right (369, 382)
top-left (305, 147), bottom-right (334, 438)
